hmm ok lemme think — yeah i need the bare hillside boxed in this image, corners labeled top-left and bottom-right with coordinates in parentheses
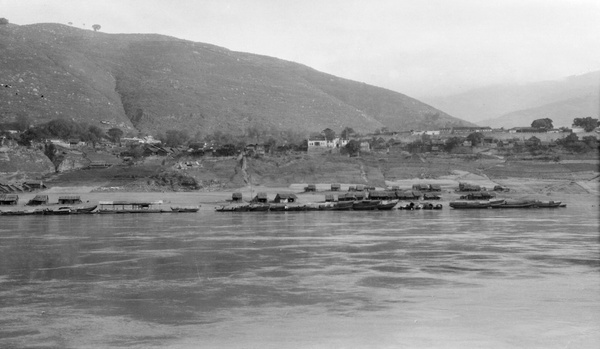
top-left (0, 23), bottom-right (472, 135)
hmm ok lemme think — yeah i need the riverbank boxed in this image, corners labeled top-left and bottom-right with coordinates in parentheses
top-left (2, 170), bottom-right (598, 213)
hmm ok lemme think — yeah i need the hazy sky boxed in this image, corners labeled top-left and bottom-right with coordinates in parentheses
top-left (3, 0), bottom-right (600, 97)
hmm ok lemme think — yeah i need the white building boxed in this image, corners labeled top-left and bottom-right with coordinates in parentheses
top-left (307, 137), bottom-right (348, 150)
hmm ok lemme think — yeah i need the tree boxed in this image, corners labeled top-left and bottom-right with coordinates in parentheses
top-left (86, 125), bottom-right (105, 147)
top-left (0, 18), bottom-right (8, 25)
top-left (107, 128), bottom-right (124, 145)
top-left (322, 128), bottom-right (336, 141)
top-left (344, 140), bottom-right (361, 155)
top-left (466, 132), bottom-right (484, 146)
top-left (340, 127), bottom-right (355, 139)
top-left (92, 24), bottom-right (101, 32)
top-left (46, 119), bottom-right (83, 139)
top-left (531, 118), bottom-right (553, 130)
top-left (573, 117), bottom-right (599, 132)
top-left (444, 136), bottom-right (464, 152)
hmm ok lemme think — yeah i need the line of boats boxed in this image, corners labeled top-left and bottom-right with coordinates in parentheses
top-left (449, 199), bottom-right (565, 209)
top-left (0, 202), bottom-right (201, 216)
top-left (0, 198), bottom-right (566, 216)
top-left (215, 200), bottom-right (443, 212)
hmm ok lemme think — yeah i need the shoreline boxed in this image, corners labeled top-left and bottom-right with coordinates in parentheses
top-left (2, 175), bottom-right (598, 212)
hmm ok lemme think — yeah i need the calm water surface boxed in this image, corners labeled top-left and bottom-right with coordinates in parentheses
top-left (1, 204), bottom-right (599, 348)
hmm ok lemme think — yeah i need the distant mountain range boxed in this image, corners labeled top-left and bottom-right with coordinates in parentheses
top-left (0, 23), bottom-right (472, 136)
top-left (423, 71), bottom-right (600, 128)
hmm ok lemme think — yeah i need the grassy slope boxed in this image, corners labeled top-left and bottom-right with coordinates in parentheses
top-left (39, 151), bottom-right (599, 193)
top-left (1, 23), bottom-right (471, 136)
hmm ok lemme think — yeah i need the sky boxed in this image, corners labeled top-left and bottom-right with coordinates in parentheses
top-left (2, 0), bottom-right (600, 98)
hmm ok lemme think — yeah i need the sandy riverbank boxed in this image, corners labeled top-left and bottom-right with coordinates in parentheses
top-left (2, 171), bottom-right (598, 212)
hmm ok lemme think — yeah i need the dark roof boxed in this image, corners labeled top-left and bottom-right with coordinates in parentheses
top-left (275, 193), bottom-right (298, 199)
top-left (255, 192), bottom-right (267, 199)
top-left (0, 194), bottom-right (19, 200)
top-left (32, 194), bottom-right (49, 201)
top-left (232, 192), bottom-right (243, 199)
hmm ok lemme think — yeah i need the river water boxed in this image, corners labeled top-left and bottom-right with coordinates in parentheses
top-left (1, 204), bottom-right (599, 348)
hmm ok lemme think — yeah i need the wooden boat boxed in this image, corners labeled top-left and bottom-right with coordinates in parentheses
top-left (268, 203), bottom-right (288, 211)
top-left (98, 200), bottom-right (164, 214)
top-left (215, 204), bottom-right (249, 212)
top-left (215, 205), bottom-right (235, 212)
top-left (490, 199), bottom-right (534, 209)
top-left (46, 206), bottom-right (72, 215)
top-left (531, 200), bottom-right (562, 208)
top-left (352, 200), bottom-right (381, 211)
top-left (170, 206), bottom-right (200, 213)
top-left (286, 204), bottom-right (307, 211)
top-left (73, 205), bottom-right (98, 214)
top-left (1, 209), bottom-right (36, 216)
top-left (318, 202), bottom-right (336, 210)
top-left (330, 201), bottom-right (354, 211)
top-left (304, 203), bottom-right (321, 211)
top-left (449, 200), bottom-right (491, 209)
top-left (248, 204), bottom-right (270, 211)
top-left (377, 200), bottom-right (398, 210)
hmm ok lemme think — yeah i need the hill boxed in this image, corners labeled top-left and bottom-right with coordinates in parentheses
top-left (0, 23), bottom-right (471, 136)
top-left (480, 94), bottom-right (599, 128)
top-left (423, 71), bottom-right (600, 127)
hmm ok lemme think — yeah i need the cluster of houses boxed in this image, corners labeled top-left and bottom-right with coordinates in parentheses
top-left (227, 183), bottom-right (445, 204)
top-left (0, 194), bottom-right (82, 206)
top-left (306, 125), bottom-right (597, 153)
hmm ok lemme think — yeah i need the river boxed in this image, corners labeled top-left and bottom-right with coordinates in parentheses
top-left (1, 204), bottom-right (599, 348)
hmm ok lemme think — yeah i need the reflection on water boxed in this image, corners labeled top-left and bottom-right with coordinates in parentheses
top-left (1, 206), bottom-right (599, 348)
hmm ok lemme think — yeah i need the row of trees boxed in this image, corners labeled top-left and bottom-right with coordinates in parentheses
top-left (531, 117), bottom-right (599, 132)
top-left (13, 118), bottom-right (124, 147)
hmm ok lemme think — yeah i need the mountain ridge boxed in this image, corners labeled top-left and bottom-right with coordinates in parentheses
top-left (0, 23), bottom-right (472, 136)
top-left (422, 71), bottom-right (600, 127)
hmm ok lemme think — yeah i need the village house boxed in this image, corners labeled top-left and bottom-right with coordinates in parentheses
top-left (244, 144), bottom-right (266, 157)
top-left (0, 194), bottom-right (19, 205)
top-left (26, 195), bottom-right (49, 205)
top-left (231, 192), bottom-right (243, 202)
top-left (307, 136), bottom-right (349, 151)
top-left (509, 127), bottom-right (547, 133)
top-left (251, 192), bottom-right (268, 203)
top-left (273, 193), bottom-right (298, 203)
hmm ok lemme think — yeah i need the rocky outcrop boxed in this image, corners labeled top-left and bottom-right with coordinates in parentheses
top-left (55, 152), bottom-right (90, 172)
top-left (0, 146), bottom-right (55, 180)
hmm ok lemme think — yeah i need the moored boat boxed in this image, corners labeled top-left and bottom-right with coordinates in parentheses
top-left (248, 203), bottom-right (270, 211)
top-left (46, 206), bottom-right (72, 215)
top-left (98, 200), bottom-right (164, 214)
top-left (268, 203), bottom-right (288, 211)
top-left (377, 200), bottom-right (398, 210)
top-left (330, 201), bottom-right (354, 211)
top-left (73, 205), bottom-right (98, 214)
top-left (490, 199), bottom-right (534, 209)
top-left (170, 206), bottom-right (200, 213)
top-left (352, 200), bottom-right (381, 211)
top-left (531, 200), bottom-right (562, 208)
top-left (449, 200), bottom-right (491, 209)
